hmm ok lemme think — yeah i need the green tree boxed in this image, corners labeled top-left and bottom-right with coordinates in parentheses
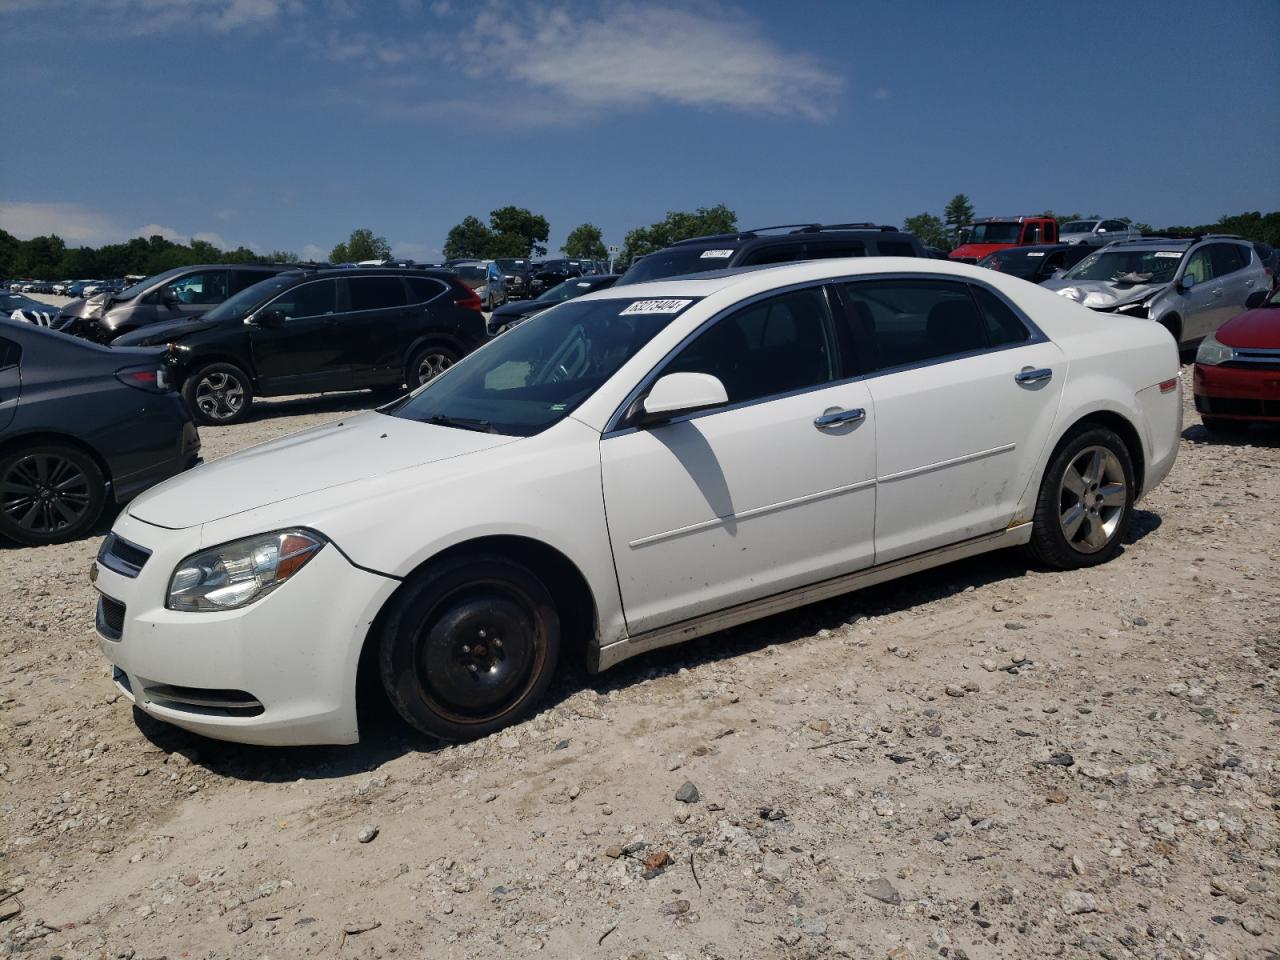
top-left (902, 212), bottom-right (950, 251)
top-left (563, 223), bottom-right (607, 259)
top-left (943, 193), bottom-right (975, 243)
top-left (442, 216), bottom-right (495, 260)
top-left (265, 249), bottom-right (299, 263)
top-left (330, 228), bottom-right (391, 263)
top-left (621, 204), bottom-right (738, 263)
top-left (487, 206), bottom-right (550, 257)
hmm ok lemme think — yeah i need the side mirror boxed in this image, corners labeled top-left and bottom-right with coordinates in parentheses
top-left (253, 308), bottom-right (286, 327)
top-left (161, 286), bottom-right (181, 305)
top-left (636, 372), bottom-right (728, 426)
top-left (1178, 275), bottom-right (1196, 293)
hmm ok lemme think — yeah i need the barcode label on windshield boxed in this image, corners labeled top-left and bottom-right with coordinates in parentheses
top-left (1154, 252), bottom-right (1182, 258)
top-left (699, 249), bottom-right (734, 258)
top-left (620, 299), bottom-right (693, 315)
top-left (1026, 252), bottom-right (1045, 257)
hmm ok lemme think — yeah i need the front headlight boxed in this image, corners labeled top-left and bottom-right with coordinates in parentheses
top-left (1115, 300), bottom-right (1150, 318)
top-left (167, 529), bottom-right (326, 612)
top-left (1195, 332), bottom-right (1234, 366)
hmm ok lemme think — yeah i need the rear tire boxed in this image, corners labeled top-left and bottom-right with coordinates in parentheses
top-left (1026, 425), bottom-right (1134, 570)
top-left (378, 554), bottom-right (560, 741)
top-left (183, 362), bottom-right (253, 425)
top-left (0, 444), bottom-right (106, 546)
top-left (408, 344), bottom-right (459, 387)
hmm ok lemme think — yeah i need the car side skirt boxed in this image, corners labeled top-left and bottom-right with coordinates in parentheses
top-left (593, 523), bottom-right (1033, 672)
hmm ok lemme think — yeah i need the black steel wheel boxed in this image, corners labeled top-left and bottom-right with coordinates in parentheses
top-left (378, 554), bottom-right (560, 741)
top-left (0, 444), bottom-right (106, 546)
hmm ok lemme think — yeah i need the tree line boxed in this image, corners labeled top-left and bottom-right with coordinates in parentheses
top-left (905, 195), bottom-right (1280, 251)
top-left (5, 203), bottom-right (1278, 282)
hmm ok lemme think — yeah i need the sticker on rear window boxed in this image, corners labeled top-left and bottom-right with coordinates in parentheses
top-left (699, 249), bottom-right (734, 258)
top-left (620, 299), bottom-right (693, 315)
top-left (1026, 252), bottom-right (1045, 257)
top-left (1154, 251), bottom-right (1182, 258)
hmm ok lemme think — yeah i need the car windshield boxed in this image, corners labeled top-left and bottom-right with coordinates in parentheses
top-left (1061, 221), bottom-right (1097, 234)
top-left (201, 274), bottom-right (299, 322)
top-left (536, 279), bottom-right (598, 303)
top-left (496, 259), bottom-right (527, 273)
top-left (1062, 249), bottom-right (1183, 284)
top-left (388, 296), bottom-right (700, 436)
top-left (114, 266), bottom-right (191, 302)
top-left (618, 246), bottom-right (735, 284)
top-left (967, 223), bottom-right (1023, 244)
top-left (457, 266), bottom-right (486, 282)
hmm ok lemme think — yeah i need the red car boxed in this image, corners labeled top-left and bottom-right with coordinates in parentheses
top-left (1193, 288), bottom-right (1280, 433)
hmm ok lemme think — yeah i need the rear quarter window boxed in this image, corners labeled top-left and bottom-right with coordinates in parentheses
top-left (407, 278), bottom-right (447, 303)
top-left (875, 241), bottom-right (917, 257)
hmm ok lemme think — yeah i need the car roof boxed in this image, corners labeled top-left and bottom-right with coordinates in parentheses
top-left (580, 256), bottom-right (997, 302)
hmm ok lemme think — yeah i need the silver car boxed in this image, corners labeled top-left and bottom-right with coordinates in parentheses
top-left (1059, 219), bottom-right (1143, 246)
top-left (1042, 236), bottom-right (1269, 345)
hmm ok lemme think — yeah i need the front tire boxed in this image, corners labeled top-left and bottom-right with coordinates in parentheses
top-left (183, 362), bottom-right (253, 425)
top-left (0, 444), bottom-right (106, 546)
top-left (378, 555), bottom-right (560, 741)
top-left (1026, 425), bottom-right (1134, 569)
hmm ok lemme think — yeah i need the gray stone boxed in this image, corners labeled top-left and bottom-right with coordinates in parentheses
top-left (675, 781), bottom-right (700, 803)
top-left (865, 877), bottom-right (902, 906)
top-left (1061, 890), bottom-right (1098, 915)
top-left (356, 824), bottom-right (379, 843)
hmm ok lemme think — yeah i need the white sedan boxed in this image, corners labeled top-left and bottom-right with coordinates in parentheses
top-left (92, 258), bottom-right (1182, 745)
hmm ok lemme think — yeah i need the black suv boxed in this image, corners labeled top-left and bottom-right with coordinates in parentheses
top-left (113, 268), bottom-right (489, 425)
top-left (615, 223), bottom-right (926, 286)
top-left (57, 263), bottom-right (296, 343)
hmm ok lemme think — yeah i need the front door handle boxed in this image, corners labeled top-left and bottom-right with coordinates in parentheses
top-left (814, 407), bottom-right (865, 429)
top-left (1015, 367), bottom-right (1053, 385)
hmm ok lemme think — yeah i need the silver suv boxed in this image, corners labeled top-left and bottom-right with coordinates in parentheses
top-left (1059, 219), bottom-right (1143, 246)
top-left (1041, 236), bottom-right (1269, 345)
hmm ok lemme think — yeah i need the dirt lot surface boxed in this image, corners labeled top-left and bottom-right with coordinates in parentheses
top-left (1, 368), bottom-right (1278, 960)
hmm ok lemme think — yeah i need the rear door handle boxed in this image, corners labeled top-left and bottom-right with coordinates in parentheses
top-left (1015, 367), bottom-right (1053, 385)
top-left (814, 407), bottom-right (866, 429)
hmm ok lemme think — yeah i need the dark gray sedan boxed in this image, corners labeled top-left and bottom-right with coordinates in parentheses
top-left (0, 320), bottom-right (200, 545)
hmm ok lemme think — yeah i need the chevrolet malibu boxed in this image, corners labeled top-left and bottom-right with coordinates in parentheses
top-left (92, 259), bottom-right (1182, 745)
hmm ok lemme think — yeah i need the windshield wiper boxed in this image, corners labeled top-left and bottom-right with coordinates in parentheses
top-left (426, 414), bottom-right (497, 434)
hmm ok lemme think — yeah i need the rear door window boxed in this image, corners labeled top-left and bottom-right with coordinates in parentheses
top-left (837, 279), bottom-right (990, 374)
top-left (1209, 243), bottom-right (1246, 277)
top-left (348, 276), bottom-right (408, 311)
top-left (170, 270), bottom-right (230, 305)
top-left (875, 241), bottom-right (916, 257)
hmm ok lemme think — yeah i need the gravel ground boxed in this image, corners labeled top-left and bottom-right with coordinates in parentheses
top-left (1, 362), bottom-right (1278, 960)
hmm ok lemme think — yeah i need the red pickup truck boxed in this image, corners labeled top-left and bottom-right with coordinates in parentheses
top-left (948, 216), bottom-right (1058, 264)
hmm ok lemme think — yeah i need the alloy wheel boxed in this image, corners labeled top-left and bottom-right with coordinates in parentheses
top-left (194, 371), bottom-right (246, 422)
top-left (417, 352), bottom-right (453, 384)
top-left (1057, 445), bottom-right (1127, 554)
top-left (1, 453), bottom-right (92, 536)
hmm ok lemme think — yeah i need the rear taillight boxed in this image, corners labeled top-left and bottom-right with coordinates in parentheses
top-left (453, 287), bottom-right (483, 311)
top-left (116, 366), bottom-right (171, 392)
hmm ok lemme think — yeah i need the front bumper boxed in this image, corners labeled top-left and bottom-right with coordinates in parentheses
top-left (93, 512), bottom-right (400, 746)
top-left (1194, 362), bottom-right (1280, 422)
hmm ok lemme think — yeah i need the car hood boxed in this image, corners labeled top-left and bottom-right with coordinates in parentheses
top-left (949, 243), bottom-right (1010, 261)
top-left (491, 299), bottom-right (549, 320)
top-left (1217, 306), bottom-right (1280, 348)
top-left (1040, 277), bottom-right (1167, 311)
top-left (112, 314), bottom-right (221, 346)
top-left (127, 412), bottom-right (517, 529)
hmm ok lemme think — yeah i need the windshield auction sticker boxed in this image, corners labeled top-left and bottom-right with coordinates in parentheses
top-left (699, 249), bottom-right (734, 258)
top-left (620, 299), bottom-right (694, 315)
top-left (1153, 252), bottom-right (1182, 258)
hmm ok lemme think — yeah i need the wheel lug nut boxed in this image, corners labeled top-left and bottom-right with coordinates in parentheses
top-left (461, 645), bottom-right (471, 655)
top-left (478, 629), bottom-right (487, 638)
top-left (493, 638), bottom-right (502, 648)
top-left (467, 663), bottom-right (478, 674)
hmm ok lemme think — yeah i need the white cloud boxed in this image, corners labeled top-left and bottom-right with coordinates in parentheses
top-left (214, 207), bottom-right (239, 222)
top-left (193, 231), bottom-right (228, 248)
top-left (4, 0), bottom-right (298, 36)
top-left (0, 202), bottom-right (121, 245)
top-left (468, 4), bottom-right (843, 121)
top-left (299, 244), bottom-right (328, 262)
top-left (137, 223), bottom-right (186, 242)
top-left (871, 87), bottom-right (891, 101)
top-left (391, 240), bottom-right (442, 262)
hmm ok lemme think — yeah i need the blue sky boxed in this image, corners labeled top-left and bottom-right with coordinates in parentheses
top-left (3, 0), bottom-right (1278, 260)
